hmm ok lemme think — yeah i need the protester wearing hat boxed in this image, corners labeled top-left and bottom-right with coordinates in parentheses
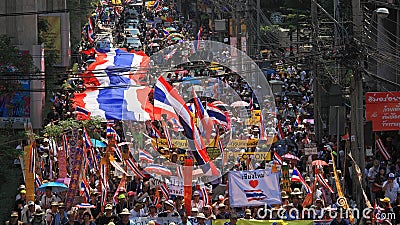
top-left (14, 189), bottom-right (27, 220)
top-left (158, 200), bottom-right (179, 217)
top-left (127, 191), bottom-right (136, 210)
top-left (15, 184), bottom-right (26, 201)
top-left (202, 205), bottom-right (216, 221)
top-left (96, 204), bottom-right (120, 225)
top-left (65, 210), bottom-right (79, 225)
top-left (281, 191), bottom-right (289, 205)
top-left (115, 194), bottom-right (128, 215)
top-left (44, 202), bottom-right (59, 225)
top-left (116, 209), bottom-right (134, 225)
top-left (21, 200), bottom-right (39, 224)
top-left (383, 173), bottom-right (400, 203)
top-left (89, 191), bottom-right (101, 219)
top-left (129, 201), bottom-right (144, 219)
top-left (196, 213), bottom-right (207, 225)
top-left (243, 209), bottom-right (253, 219)
top-left (5, 211), bottom-right (23, 225)
top-left (32, 209), bottom-right (45, 225)
top-left (216, 203), bottom-right (229, 219)
top-left (51, 202), bottom-right (68, 225)
top-left (191, 191), bottom-right (205, 212)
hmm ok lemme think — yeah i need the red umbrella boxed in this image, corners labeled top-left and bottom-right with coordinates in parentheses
top-left (282, 153), bottom-right (300, 161)
top-left (312, 160), bottom-right (329, 166)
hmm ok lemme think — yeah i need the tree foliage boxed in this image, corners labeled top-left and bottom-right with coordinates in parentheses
top-left (0, 35), bottom-right (35, 74)
top-left (42, 116), bottom-right (103, 138)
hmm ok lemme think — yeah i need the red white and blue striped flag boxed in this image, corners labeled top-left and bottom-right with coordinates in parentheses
top-left (139, 149), bottom-right (154, 163)
top-left (83, 127), bottom-right (93, 151)
top-left (194, 26), bottom-right (203, 52)
top-left (294, 115), bottom-right (301, 127)
top-left (316, 173), bottom-right (334, 193)
top-left (291, 166), bottom-right (311, 193)
top-left (160, 183), bottom-right (170, 200)
top-left (35, 173), bottom-right (42, 188)
top-left (273, 152), bottom-right (283, 165)
top-left (87, 18), bottom-right (94, 43)
top-left (125, 158), bottom-right (146, 179)
top-left (176, 165), bottom-right (184, 178)
top-left (154, 76), bottom-right (219, 176)
top-left (80, 177), bottom-right (91, 203)
top-left (113, 144), bottom-right (123, 162)
top-left (75, 106), bottom-right (91, 120)
top-left (376, 138), bottom-right (391, 161)
top-left (201, 185), bottom-right (210, 205)
top-left (163, 124), bottom-right (174, 149)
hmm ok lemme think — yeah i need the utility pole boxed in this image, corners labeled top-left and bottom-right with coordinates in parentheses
top-left (351, 0), bottom-right (365, 209)
top-left (311, 0), bottom-right (322, 144)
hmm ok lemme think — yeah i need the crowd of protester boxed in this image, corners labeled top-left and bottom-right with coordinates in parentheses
top-left (6, 1), bottom-right (400, 225)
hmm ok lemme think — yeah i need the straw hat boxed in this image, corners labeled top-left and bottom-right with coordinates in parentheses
top-left (119, 208), bottom-right (131, 215)
top-left (196, 213), bottom-right (206, 219)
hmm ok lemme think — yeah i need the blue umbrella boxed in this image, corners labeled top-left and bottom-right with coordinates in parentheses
top-left (162, 7), bottom-right (169, 11)
top-left (181, 76), bottom-right (200, 85)
top-left (38, 182), bottom-right (68, 192)
top-left (91, 139), bottom-right (107, 148)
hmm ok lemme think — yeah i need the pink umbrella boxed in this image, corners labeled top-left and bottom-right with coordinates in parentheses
top-left (282, 153), bottom-right (300, 161)
top-left (312, 160), bottom-right (329, 166)
top-left (231, 101), bottom-right (249, 107)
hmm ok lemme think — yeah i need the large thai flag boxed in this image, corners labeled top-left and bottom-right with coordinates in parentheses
top-left (206, 103), bottom-right (228, 128)
top-left (193, 26), bottom-right (203, 52)
top-left (376, 138), bottom-right (391, 160)
top-left (201, 185), bottom-right (210, 205)
top-left (87, 18), bottom-right (94, 43)
top-left (193, 89), bottom-right (213, 141)
top-left (154, 76), bottom-right (219, 176)
top-left (291, 167), bottom-right (311, 193)
top-left (73, 48), bottom-right (150, 121)
top-left (139, 149), bottom-right (154, 163)
top-left (153, 0), bottom-right (160, 9)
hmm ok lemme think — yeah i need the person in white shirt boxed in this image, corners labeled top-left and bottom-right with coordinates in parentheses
top-left (40, 187), bottom-right (58, 210)
top-left (382, 173), bottom-right (400, 203)
top-left (191, 191), bottom-right (204, 212)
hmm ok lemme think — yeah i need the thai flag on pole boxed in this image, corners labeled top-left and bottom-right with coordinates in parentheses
top-left (316, 173), bottom-right (334, 193)
top-left (160, 183), bottom-right (170, 199)
top-left (176, 165), bottom-right (184, 178)
top-left (113, 145), bottom-right (123, 162)
top-left (139, 149), bottom-right (154, 163)
top-left (206, 103), bottom-right (228, 128)
top-left (194, 26), bottom-right (203, 52)
top-left (150, 122), bottom-right (162, 138)
top-left (125, 158), bottom-right (146, 179)
top-left (153, 0), bottom-right (160, 9)
top-left (35, 174), bottom-right (42, 188)
top-left (294, 115), bottom-right (301, 127)
top-left (101, 184), bottom-right (107, 206)
top-left (75, 106), bottom-right (91, 120)
top-left (80, 177), bottom-right (91, 203)
top-left (376, 138), bottom-right (391, 161)
top-left (201, 185), bottom-right (210, 205)
top-left (291, 167), bottom-right (311, 193)
top-left (87, 18), bottom-right (94, 43)
top-left (83, 127), bottom-right (93, 150)
top-left (107, 121), bottom-right (121, 142)
top-left (193, 89), bottom-right (213, 141)
top-left (273, 152), bottom-right (283, 165)
top-left (29, 144), bottom-right (35, 173)
top-left (249, 96), bottom-right (254, 111)
top-left (90, 147), bottom-right (99, 171)
top-left (153, 188), bottom-right (160, 205)
top-left (154, 76), bottom-right (219, 176)
top-left (100, 163), bottom-right (108, 190)
top-left (163, 124), bottom-right (174, 149)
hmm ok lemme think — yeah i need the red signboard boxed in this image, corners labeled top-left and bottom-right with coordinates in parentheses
top-left (366, 92), bottom-right (400, 131)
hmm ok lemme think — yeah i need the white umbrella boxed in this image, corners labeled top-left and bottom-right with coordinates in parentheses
top-left (230, 101), bottom-right (249, 107)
